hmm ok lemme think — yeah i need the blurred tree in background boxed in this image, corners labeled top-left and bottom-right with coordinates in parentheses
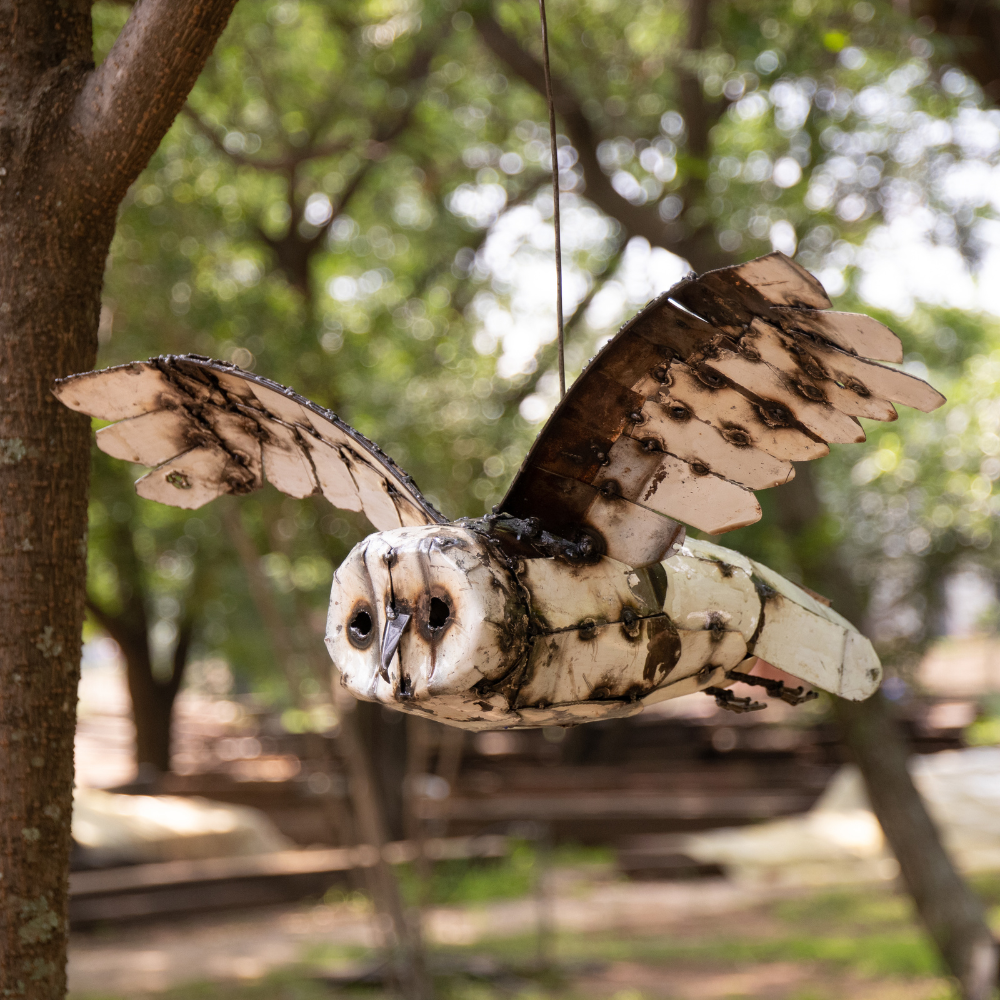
top-left (87, 0), bottom-right (1000, 757)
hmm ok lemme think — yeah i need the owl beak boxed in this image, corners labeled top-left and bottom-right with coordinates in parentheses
top-left (380, 610), bottom-right (411, 681)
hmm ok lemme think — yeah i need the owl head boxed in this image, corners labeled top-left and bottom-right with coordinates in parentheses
top-left (325, 524), bottom-right (530, 718)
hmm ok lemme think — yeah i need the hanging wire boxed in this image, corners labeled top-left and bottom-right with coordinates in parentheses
top-left (538, 0), bottom-right (566, 398)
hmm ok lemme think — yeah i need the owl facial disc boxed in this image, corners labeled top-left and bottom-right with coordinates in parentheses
top-left (326, 525), bottom-right (530, 719)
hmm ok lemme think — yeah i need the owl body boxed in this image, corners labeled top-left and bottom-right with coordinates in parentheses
top-left (325, 523), bottom-right (881, 730)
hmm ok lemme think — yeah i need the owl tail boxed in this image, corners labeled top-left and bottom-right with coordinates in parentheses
top-left (679, 538), bottom-right (882, 702)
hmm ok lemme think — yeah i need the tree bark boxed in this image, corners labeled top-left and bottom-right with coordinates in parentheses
top-left (0, 1), bottom-right (237, 994)
top-left (773, 465), bottom-right (999, 999)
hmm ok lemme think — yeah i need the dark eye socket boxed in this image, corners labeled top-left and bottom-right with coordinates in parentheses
top-left (348, 608), bottom-right (374, 648)
top-left (428, 597), bottom-right (449, 630)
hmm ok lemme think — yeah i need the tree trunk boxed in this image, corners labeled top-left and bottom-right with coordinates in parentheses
top-left (0, 205), bottom-right (103, 1000)
top-left (120, 636), bottom-right (184, 777)
top-left (2, 1), bottom-right (238, 992)
top-left (922, 0), bottom-right (1000, 102)
top-left (89, 587), bottom-right (185, 777)
top-left (355, 699), bottom-right (410, 842)
top-left (0, 11), bottom-right (106, 993)
top-left (87, 530), bottom-right (196, 777)
top-left (773, 465), bottom-right (999, 999)
top-left (225, 501), bottom-right (429, 995)
top-left (335, 702), bottom-right (432, 1000)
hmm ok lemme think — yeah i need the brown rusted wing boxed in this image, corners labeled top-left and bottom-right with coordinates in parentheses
top-left (502, 251), bottom-right (944, 564)
top-left (53, 356), bottom-right (445, 531)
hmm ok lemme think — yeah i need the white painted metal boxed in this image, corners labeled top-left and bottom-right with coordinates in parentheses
top-left (54, 357), bottom-right (440, 532)
top-left (261, 420), bottom-right (319, 498)
top-left (636, 398), bottom-right (795, 490)
top-left (135, 445), bottom-right (234, 510)
top-left (661, 542), bottom-right (760, 640)
top-left (593, 438), bottom-right (762, 536)
top-left (705, 349), bottom-right (866, 445)
top-left (95, 408), bottom-right (192, 467)
top-left (747, 320), bottom-right (898, 422)
top-left (326, 526), bottom-right (528, 719)
top-left (53, 362), bottom-right (178, 421)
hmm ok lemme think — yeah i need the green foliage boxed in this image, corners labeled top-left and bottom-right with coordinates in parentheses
top-left (395, 841), bottom-right (615, 906)
top-left (400, 841), bottom-right (536, 905)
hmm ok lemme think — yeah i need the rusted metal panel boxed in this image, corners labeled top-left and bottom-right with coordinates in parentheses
top-left (593, 436), bottom-right (762, 536)
top-left (657, 363), bottom-right (829, 463)
top-left (723, 251), bottom-right (833, 309)
top-left (515, 615), bottom-right (682, 707)
top-left (634, 396), bottom-right (794, 490)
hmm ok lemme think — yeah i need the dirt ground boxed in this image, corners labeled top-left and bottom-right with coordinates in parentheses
top-left (68, 865), bottom-right (961, 1000)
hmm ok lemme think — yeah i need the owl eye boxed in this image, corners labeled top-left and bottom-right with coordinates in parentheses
top-left (428, 596), bottom-right (450, 630)
top-left (348, 605), bottom-right (375, 648)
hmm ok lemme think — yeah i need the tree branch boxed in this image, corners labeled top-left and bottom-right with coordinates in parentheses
top-left (473, 10), bottom-right (727, 273)
top-left (85, 596), bottom-right (131, 649)
top-left (180, 105), bottom-right (354, 171)
top-left (71, 0), bottom-right (240, 205)
top-left (504, 239), bottom-right (627, 409)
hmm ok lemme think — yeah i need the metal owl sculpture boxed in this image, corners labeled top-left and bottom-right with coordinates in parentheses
top-left (54, 252), bottom-right (944, 730)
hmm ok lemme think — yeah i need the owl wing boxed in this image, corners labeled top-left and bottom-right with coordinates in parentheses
top-left (53, 355), bottom-right (445, 531)
top-left (501, 252), bottom-right (944, 567)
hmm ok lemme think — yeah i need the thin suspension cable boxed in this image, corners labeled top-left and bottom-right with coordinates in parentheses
top-left (538, 0), bottom-right (565, 399)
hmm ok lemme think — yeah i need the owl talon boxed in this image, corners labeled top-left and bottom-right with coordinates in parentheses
top-left (704, 686), bottom-right (767, 713)
top-left (725, 669), bottom-right (818, 707)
